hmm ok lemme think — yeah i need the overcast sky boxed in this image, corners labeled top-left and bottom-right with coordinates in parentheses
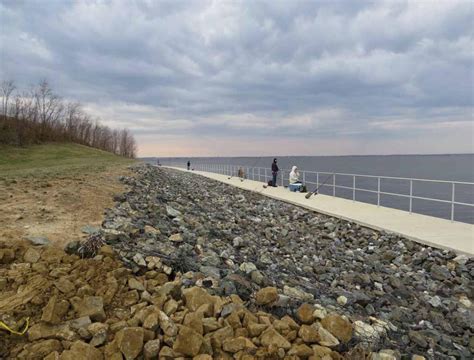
top-left (1, 0), bottom-right (473, 156)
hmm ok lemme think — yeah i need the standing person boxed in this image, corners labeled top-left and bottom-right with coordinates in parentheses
top-left (187, 160), bottom-right (191, 170)
top-left (271, 158), bottom-right (279, 187)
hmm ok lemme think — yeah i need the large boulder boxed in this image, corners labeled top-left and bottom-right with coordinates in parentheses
top-left (296, 303), bottom-right (315, 324)
top-left (115, 327), bottom-right (144, 360)
top-left (183, 287), bottom-right (215, 312)
top-left (143, 339), bottom-right (160, 360)
top-left (298, 325), bottom-right (320, 343)
top-left (260, 327), bottom-right (291, 349)
top-left (58, 340), bottom-right (103, 360)
top-left (17, 339), bottom-right (62, 360)
top-left (222, 337), bottom-right (256, 353)
top-left (321, 314), bottom-right (353, 343)
top-left (255, 287), bottom-right (279, 305)
top-left (41, 296), bottom-right (70, 324)
top-left (28, 323), bottom-right (77, 342)
top-left (173, 325), bottom-right (204, 357)
top-left (76, 296), bottom-right (106, 322)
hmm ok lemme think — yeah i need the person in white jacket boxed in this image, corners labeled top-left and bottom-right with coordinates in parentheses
top-left (288, 166), bottom-right (303, 192)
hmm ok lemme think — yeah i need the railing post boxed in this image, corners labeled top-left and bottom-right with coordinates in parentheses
top-left (451, 183), bottom-right (455, 222)
top-left (303, 171), bottom-right (306, 185)
top-left (352, 175), bottom-right (355, 201)
top-left (333, 173), bottom-right (335, 197)
top-left (281, 170), bottom-right (284, 186)
top-left (316, 173), bottom-right (319, 188)
top-left (265, 168), bottom-right (267, 182)
top-left (409, 180), bottom-right (413, 214)
top-left (377, 177), bottom-right (381, 207)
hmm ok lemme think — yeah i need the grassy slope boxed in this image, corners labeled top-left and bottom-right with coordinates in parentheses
top-left (0, 143), bottom-right (136, 178)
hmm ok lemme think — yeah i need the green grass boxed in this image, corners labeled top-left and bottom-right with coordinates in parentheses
top-left (0, 143), bottom-right (136, 179)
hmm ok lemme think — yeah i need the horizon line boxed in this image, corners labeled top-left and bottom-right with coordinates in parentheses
top-left (140, 152), bottom-right (474, 159)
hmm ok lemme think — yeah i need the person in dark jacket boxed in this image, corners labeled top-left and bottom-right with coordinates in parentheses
top-left (271, 158), bottom-right (279, 187)
top-left (187, 160), bottom-right (191, 170)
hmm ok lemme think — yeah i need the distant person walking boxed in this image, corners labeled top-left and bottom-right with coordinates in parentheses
top-left (271, 158), bottom-right (279, 187)
top-left (187, 160), bottom-right (191, 170)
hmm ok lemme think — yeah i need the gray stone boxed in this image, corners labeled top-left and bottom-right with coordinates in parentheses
top-left (26, 235), bottom-right (50, 246)
top-left (64, 241), bottom-right (82, 255)
top-left (166, 205), bottom-right (181, 217)
top-left (199, 265), bottom-right (221, 279)
top-left (81, 225), bottom-right (100, 235)
top-left (430, 265), bottom-right (451, 281)
top-left (239, 262), bottom-right (257, 274)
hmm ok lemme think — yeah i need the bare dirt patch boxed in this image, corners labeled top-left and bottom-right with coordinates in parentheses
top-left (0, 165), bottom-right (132, 248)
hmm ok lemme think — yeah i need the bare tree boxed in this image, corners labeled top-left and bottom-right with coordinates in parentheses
top-left (111, 129), bottom-right (120, 155)
top-left (119, 128), bottom-right (137, 158)
top-left (65, 101), bottom-right (82, 140)
top-left (1, 78), bottom-right (137, 157)
top-left (34, 80), bottom-right (63, 141)
top-left (1, 80), bottom-right (15, 117)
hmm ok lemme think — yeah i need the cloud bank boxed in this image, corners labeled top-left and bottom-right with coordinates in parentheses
top-left (1, 0), bottom-right (472, 156)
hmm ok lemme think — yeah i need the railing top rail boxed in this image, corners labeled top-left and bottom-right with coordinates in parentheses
top-left (169, 163), bottom-right (474, 185)
top-left (237, 165), bottom-right (474, 185)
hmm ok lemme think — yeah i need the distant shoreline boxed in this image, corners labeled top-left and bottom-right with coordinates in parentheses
top-left (141, 153), bottom-right (474, 159)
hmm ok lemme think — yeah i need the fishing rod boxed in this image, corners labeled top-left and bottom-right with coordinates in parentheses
top-left (305, 173), bottom-right (334, 199)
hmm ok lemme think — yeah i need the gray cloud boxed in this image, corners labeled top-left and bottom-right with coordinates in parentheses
top-left (1, 0), bottom-right (472, 155)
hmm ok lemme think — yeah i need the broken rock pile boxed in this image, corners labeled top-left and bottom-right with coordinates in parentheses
top-left (0, 241), bottom-right (397, 359)
top-left (96, 165), bottom-right (473, 358)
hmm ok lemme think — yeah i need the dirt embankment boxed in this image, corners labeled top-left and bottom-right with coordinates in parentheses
top-left (0, 166), bottom-right (131, 248)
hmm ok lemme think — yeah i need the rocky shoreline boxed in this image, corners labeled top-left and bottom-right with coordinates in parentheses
top-left (94, 165), bottom-right (472, 358)
top-left (2, 164), bottom-right (471, 359)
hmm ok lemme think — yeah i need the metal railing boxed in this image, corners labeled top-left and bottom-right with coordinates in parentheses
top-left (166, 162), bottom-right (474, 223)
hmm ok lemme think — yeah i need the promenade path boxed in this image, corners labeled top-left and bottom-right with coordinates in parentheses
top-left (165, 166), bottom-right (474, 255)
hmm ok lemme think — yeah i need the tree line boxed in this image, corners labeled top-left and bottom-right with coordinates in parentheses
top-left (0, 79), bottom-right (136, 158)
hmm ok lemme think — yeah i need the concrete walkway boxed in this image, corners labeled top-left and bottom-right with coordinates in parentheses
top-left (166, 167), bottom-right (474, 255)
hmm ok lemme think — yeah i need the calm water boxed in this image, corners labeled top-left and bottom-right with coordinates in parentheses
top-left (147, 154), bottom-right (474, 224)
